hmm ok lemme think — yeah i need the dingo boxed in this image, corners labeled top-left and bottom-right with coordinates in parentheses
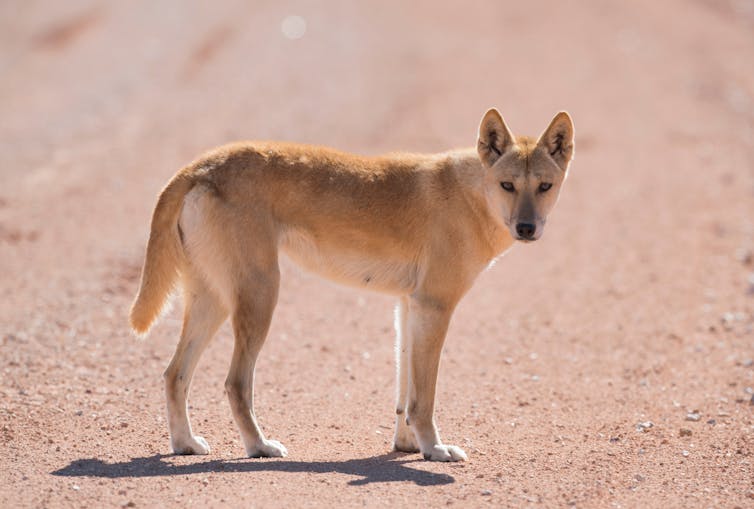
top-left (130, 108), bottom-right (574, 461)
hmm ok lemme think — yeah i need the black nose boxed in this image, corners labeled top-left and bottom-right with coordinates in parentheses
top-left (516, 223), bottom-right (536, 239)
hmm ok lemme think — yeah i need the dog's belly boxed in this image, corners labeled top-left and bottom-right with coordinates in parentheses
top-left (279, 229), bottom-right (418, 294)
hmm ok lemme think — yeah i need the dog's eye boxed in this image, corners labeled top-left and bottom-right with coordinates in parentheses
top-left (539, 183), bottom-right (552, 192)
top-left (500, 182), bottom-right (515, 192)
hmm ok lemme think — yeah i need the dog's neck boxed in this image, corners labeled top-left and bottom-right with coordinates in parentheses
top-left (444, 149), bottom-right (515, 260)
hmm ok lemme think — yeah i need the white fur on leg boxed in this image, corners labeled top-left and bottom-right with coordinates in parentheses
top-left (423, 444), bottom-right (467, 462)
top-left (394, 300), bottom-right (410, 413)
top-left (246, 439), bottom-right (288, 458)
top-left (392, 298), bottom-right (416, 453)
top-left (171, 434), bottom-right (211, 455)
top-left (393, 414), bottom-right (419, 452)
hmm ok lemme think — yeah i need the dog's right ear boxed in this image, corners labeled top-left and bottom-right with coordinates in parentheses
top-left (477, 108), bottom-right (514, 167)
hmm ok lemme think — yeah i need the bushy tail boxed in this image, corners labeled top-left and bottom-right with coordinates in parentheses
top-left (129, 171), bottom-right (195, 335)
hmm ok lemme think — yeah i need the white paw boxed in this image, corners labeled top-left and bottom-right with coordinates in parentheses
top-left (422, 444), bottom-right (468, 462)
top-left (393, 425), bottom-right (419, 452)
top-left (247, 439), bottom-right (288, 458)
top-left (172, 435), bottom-right (211, 455)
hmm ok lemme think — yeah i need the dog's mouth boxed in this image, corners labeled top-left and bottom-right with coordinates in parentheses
top-left (513, 231), bottom-right (543, 242)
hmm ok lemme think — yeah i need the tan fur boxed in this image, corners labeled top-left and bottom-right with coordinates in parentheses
top-left (130, 108), bottom-right (574, 461)
top-left (130, 171), bottom-right (195, 334)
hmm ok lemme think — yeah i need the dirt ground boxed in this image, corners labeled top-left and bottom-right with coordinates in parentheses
top-left (1, 1), bottom-right (753, 507)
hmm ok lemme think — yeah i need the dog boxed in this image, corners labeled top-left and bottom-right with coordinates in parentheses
top-left (129, 108), bottom-right (574, 462)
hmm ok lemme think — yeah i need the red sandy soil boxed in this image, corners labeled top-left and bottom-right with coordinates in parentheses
top-left (1, 1), bottom-right (753, 507)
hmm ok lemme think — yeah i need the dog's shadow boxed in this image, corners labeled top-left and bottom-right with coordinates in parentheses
top-left (51, 452), bottom-right (455, 486)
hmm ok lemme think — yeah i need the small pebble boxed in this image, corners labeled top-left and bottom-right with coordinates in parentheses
top-left (679, 428), bottom-right (692, 437)
top-left (636, 421), bottom-right (653, 432)
top-left (634, 474), bottom-right (645, 482)
top-left (735, 248), bottom-right (752, 265)
top-left (706, 419), bottom-right (716, 425)
top-left (72, 485), bottom-right (80, 491)
top-left (685, 412), bottom-right (701, 422)
top-left (481, 490), bottom-right (492, 496)
top-left (682, 450), bottom-right (690, 457)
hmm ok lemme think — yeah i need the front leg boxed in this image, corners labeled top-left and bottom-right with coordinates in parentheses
top-left (406, 295), bottom-right (467, 462)
top-left (393, 296), bottom-right (419, 452)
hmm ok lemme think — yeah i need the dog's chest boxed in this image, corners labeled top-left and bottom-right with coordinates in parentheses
top-left (279, 228), bottom-right (419, 294)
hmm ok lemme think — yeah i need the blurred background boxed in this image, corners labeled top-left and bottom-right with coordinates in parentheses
top-left (1, 1), bottom-right (753, 507)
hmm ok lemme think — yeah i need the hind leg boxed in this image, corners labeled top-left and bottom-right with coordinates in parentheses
top-left (164, 274), bottom-right (228, 455)
top-left (393, 296), bottom-right (419, 452)
top-left (225, 266), bottom-right (287, 458)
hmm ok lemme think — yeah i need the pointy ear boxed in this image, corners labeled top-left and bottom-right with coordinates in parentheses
top-left (477, 108), bottom-right (515, 167)
top-left (538, 111), bottom-right (574, 171)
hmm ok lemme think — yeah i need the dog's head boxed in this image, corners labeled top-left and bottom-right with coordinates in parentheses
top-left (477, 108), bottom-right (574, 242)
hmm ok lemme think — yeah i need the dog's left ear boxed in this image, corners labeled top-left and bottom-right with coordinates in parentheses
top-left (538, 112), bottom-right (574, 171)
